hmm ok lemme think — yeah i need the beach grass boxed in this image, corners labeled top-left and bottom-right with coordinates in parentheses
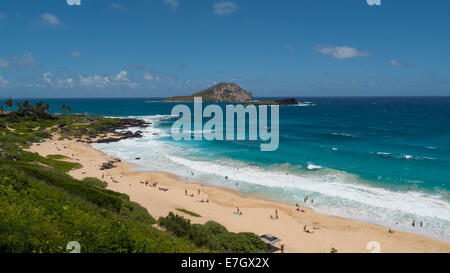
top-left (176, 208), bottom-right (201, 217)
top-left (47, 154), bottom-right (70, 160)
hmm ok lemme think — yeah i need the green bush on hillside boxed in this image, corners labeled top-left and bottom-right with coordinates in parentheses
top-left (158, 213), bottom-right (267, 253)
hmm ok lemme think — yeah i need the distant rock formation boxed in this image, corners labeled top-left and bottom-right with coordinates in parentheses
top-left (163, 83), bottom-right (253, 102)
top-left (245, 98), bottom-right (298, 106)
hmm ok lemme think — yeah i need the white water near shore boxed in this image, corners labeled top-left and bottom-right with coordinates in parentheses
top-left (93, 115), bottom-right (450, 242)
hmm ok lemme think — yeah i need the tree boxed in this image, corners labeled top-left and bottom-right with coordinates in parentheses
top-left (0, 105), bottom-right (3, 114)
top-left (66, 106), bottom-right (72, 114)
top-left (5, 99), bottom-right (13, 112)
top-left (16, 102), bottom-right (22, 114)
top-left (35, 101), bottom-right (43, 115)
top-left (58, 104), bottom-right (66, 114)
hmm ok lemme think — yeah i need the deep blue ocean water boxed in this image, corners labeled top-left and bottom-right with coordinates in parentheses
top-left (6, 97), bottom-right (450, 241)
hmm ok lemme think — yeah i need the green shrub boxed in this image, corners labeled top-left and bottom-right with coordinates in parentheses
top-left (82, 177), bottom-right (107, 189)
top-left (158, 212), bottom-right (191, 237)
top-left (204, 221), bottom-right (228, 235)
top-left (158, 213), bottom-right (267, 253)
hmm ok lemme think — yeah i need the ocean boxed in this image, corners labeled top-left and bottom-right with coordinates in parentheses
top-left (11, 97), bottom-right (450, 242)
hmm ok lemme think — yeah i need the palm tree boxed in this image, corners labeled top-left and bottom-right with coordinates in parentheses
top-left (23, 100), bottom-right (32, 114)
top-left (5, 98), bottom-right (13, 112)
top-left (44, 103), bottom-right (50, 113)
top-left (58, 104), bottom-right (66, 114)
top-left (16, 102), bottom-right (22, 112)
top-left (66, 106), bottom-right (72, 114)
top-left (35, 101), bottom-right (43, 115)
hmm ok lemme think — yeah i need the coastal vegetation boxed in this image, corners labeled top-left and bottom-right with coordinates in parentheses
top-left (158, 212), bottom-right (268, 253)
top-left (0, 100), bottom-right (266, 253)
top-left (176, 208), bottom-right (201, 217)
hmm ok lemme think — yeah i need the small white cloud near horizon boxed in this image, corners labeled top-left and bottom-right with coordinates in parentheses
top-left (213, 1), bottom-right (237, 16)
top-left (390, 59), bottom-right (411, 67)
top-left (111, 3), bottom-right (127, 11)
top-left (40, 13), bottom-right (63, 26)
top-left (0, 53), bottom-right (35, 69)
top-left (163, 0), bottom-right (179, 9)
top-left (143, 72), bottom-right (161, 81)
top-left (114, 70), bottom-right (130, 82)
top-left (316, 45), bottom-right (369, 59)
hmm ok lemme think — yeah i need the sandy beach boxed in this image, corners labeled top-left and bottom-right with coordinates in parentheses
top-left (27, 135), bottom-right (450, 253)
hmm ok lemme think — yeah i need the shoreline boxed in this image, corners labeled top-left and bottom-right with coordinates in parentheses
top-left (27, 135), bottom-right (450, 253)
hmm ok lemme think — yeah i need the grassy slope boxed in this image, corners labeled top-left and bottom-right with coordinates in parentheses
top-left (0, 113), bottom-right (201, 253)
top-left (0, 112), bottom-right (266, 253)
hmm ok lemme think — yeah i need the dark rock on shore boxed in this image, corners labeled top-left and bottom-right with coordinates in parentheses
top-left (90, 118), bottom-right (149, 144)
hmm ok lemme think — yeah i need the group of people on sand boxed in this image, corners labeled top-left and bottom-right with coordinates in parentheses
top-left (142, 180), bottom-right (158, 187)
top-left (234, 207), bottom-right (243, 216)
top-left (139, 180), bottom-right (168, 191)
top-left (185, 189), bottom-right (195, 197)
top-left (185, 189), bottom-right (210, 203)
top-left (295, 203), bottom-right (305, 213)
top-left (303, 225), bottom-right (316, 234)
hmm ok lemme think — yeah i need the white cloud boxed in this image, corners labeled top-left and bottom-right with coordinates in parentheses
top-left (41, 13), bottom-right (62, 26)
top-left (213, 1), bottom-right (237, 16)
top-left (114, 70), bottom-right (129, 82)
top-left (78, 71), bottom-right (137, 89)
top-left (390, 59), bottom-right (411, 67)
top-left (111, 3), bottom-right (127, 11)
top-left (143, 72), bottom-right (161, 81)
top-left (0, 75), bottom-right (9, 87)
top-left (19, 70), bottom-right (137, 89)
top-left (42, 72), bottom-right (53, 84)
top-left (316, 45), bottom-right (369, 59)
top-left (0, 53), bottom-right (35, 69)
top-left (163, 0), bottom-right (179, 9)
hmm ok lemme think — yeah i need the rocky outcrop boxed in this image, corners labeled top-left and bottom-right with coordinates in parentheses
top-left (163, 83), bottom-right (253, 102)
top-left (245, 98), bottom-right (298, 106)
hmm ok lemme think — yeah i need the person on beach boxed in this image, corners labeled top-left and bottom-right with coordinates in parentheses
top-left (280, 244), bottom-right (285, 253)
top-left (185, 190), bottom-right (187, 196)
top-left (198, 189), bottom-right (200, 195)
top-left (412, 219), bottom-right (415, 227)
top-left (275, 209), bottom-right (278, 219)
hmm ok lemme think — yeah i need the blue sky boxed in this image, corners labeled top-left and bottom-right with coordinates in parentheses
top-left (0, 0), bottom-right (449, 98)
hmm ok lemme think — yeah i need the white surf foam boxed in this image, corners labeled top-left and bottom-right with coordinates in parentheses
top-left (93, 114), bottom-right (450, 242)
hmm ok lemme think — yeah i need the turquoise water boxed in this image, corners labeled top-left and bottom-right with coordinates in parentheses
top-left (8, 97), bottom-right (450, 241)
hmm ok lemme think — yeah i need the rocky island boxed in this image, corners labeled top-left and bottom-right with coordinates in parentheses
top-left (245, 98), bottom-right (298, 106)
top-left (163, 83), bottom-right (253, 102)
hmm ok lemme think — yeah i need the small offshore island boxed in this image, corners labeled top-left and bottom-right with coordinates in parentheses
top-left (164, 82), bottom-right (298, 105)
